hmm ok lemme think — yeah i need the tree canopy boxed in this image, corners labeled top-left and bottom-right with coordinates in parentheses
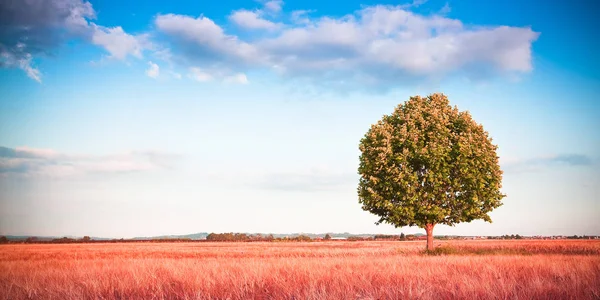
top-left (357, 93), bottom-right (505, 250)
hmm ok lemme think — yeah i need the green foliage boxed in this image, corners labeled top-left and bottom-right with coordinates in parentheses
top-left (358, 93), bottom-right (505, 229)
top-left (52, 237), bottom-right (77, 243)
top-left (206, 233), bottom-right (249, 241)
top-left (294, 235), bottom-right (312, 242)
top-left (347, 236), bottom-right (370, 241)
top-left (206, 233), bottom-right (277, 242)
top-left (374, 234), bottom-right (400, 240)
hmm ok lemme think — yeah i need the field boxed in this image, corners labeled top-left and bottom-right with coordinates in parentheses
top-left (1, 240), bottom-right (599, 299)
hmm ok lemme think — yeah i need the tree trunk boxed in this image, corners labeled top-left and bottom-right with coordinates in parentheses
top-left (425, 223), bottom-right (435, 251)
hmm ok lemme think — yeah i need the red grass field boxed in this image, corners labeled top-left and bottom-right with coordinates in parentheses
top-left (1, 240), bottom-right (599, 299)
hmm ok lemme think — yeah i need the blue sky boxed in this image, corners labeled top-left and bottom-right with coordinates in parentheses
top-left (0, 0), bottom-right (598, 238)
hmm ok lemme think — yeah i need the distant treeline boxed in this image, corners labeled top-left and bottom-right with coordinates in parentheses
top-left (1, 234), bottom-right (597, 244)
top-left (0, 236), bottom-right (196, 244)
top-left (206, 233), bottom-right (310, 242)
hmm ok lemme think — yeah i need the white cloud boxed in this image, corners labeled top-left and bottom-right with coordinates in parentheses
top-left (188, 67), bottom-right (248, 84)
top-left (290, 10), bottom-right (313, 24)
top-left (146, 61), bottom-right (160, 78)
top-left (2, 1), bottom-right (539, 88)
top-left (156, 5), bottom-right (538, 90)
top-left (224, 73), bottom-right (249, 84)
top-left (439, 2), bottom-right (451, 15)
top-left (18, 58), bottom-right (42, 82)
top-left (503, 154), bottom-right (594, 174)
top-left (0, 146), bottom-right (178, 178)
top-left (403, 0), bottom-right (428, 8)
top-left (91, 25), bottom-right (148, 60)
top-left (255, 167), bottom-right (356, 191)
top-left (0, 0), bottom-right (150, 81)
top-left (13, 146), bottom-right (58, 158)
top-left (155, 14), bottom-right (260, 65)
top-left (0, 0), bottom-right (95, 82)
top-left (1, 50), bottom-right (43, 82)
top-left (188, 67), bottom-right (213, 82)
top-left (153, 48), bottom-right (174, 65)
top-left (264, 0), bottom-right (283, 13)
top-left (229, 10), bottom-right (281, 30)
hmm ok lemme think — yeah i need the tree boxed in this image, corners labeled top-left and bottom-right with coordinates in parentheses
top-left (358, 93), bottom-right (505, 251)
top-left (294, 235), bottom-right (312, 242)
top-left (324, 234), bottom-right (332, 240)
top-left (400, 232), bottom-right (406, 240)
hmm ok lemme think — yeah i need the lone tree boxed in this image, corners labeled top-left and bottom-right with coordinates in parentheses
top-left (358, 93), bottom-right (505, 251)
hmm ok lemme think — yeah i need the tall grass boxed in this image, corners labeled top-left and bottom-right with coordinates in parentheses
top-left (1, 240), bottom-right (599, 299)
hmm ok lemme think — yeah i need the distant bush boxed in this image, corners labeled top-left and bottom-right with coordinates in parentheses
top-left (25, 237), bottom-right (38, 243)
top-left (347, 236), bottom-right (372, 241)
top-left (293, 235), bottom-right (312, 242)
top-left (374, 234), bottom-right (400, 240)
top-left (52, 237), bottom-right (77, 243)
top-left (206, 233), bottom-right (275, 242)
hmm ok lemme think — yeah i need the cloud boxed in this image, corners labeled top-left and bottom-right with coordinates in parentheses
top-left (188, 67), bottom-right (249, 84)
top-left (0, 146), bottom-right (178, 178)
top-left (188, 67), bottom-right (213, 82)
top-left (503, 154), bottom-right (594, 173)
top-left (0, 0), bottom-right (94, 81)
top-left (290, 10), bottom-right (314, 25)
top-left (548, 154), bottom-right (593, 166)
top-left (156, 5), bottom-right (539, 90)
top-left (439, 2), bottom-right (451, 15)
top-left (403, 0), bottom-right (428, 8)
top-left (155, 14), bottom-right (260, 66)
top-left (229, 10), bottom-right (281, 30)
top-left (91, 25), bottom-right (148, 60)
top-left (146, 61), bottom-right (160, 78)
top-left (255, 168), bottom-right (356, 192)
top-left (0, 0), bottom-right (148, 81)
top-left (224, 73), bottom-right (249, 84)
top-left (263, 0), bottom-right (283, 13)
top-left (2, 1), bottom-right (539, 87)
top-left (2, 51), bottom-right (43, 82)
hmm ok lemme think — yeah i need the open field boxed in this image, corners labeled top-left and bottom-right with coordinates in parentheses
top-left (1, 240), bottom-right (599, 299)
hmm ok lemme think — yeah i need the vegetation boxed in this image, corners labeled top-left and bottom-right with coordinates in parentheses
top-left (358, 93), bottom-right (505, 251)
top-left (1, 233), bottom-right (596, 244)
top-left (1, 240), bottom-right (598, 299)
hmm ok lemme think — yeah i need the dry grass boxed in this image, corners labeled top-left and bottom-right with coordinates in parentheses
top-left (1, 240), bottom-right (599, 299)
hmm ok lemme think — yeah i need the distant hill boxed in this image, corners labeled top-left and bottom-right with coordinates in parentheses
top-left (4, 235), bottom-right (56, 241)
top-left (132, 233), bottom-right (209, 240)
top-left (4, 235), bottom-right (113, 241)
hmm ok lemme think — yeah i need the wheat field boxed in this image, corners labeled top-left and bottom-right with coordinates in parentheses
top-left (1, 240), bottom-right (599, 299)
